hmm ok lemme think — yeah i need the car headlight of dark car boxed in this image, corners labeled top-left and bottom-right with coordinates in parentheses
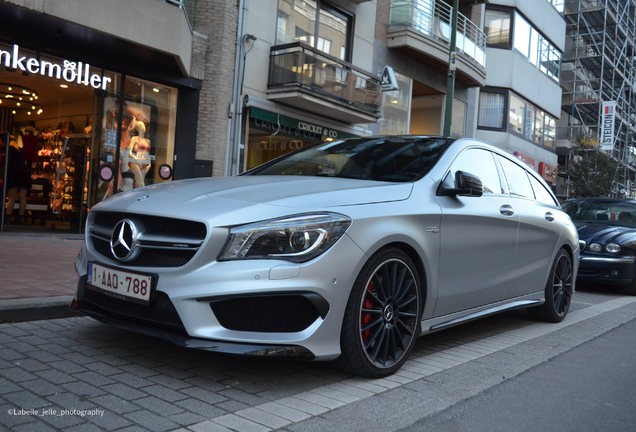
top-left (606, 243), bottom-right (621, 253)
top-left (219, 212), bottom-right (352, 262)
top-left (588, 243), bottom-right (602, 252)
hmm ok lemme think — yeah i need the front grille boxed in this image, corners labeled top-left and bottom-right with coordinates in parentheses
top-left (89, 212), bottom-right (207, 268)
top-left (84, 288), bottom-right (185, 329)
top-left (211, 295), bottom-right (320, 333)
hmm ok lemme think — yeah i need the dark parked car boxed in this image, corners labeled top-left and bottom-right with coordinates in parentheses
top-left (562, 197), bottom-right (636, 295)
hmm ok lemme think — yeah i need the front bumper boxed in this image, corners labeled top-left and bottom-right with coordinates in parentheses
top-left (73, 233), bottom-right (367, 361)
top-left (577, 254), bottom-right (635, 285)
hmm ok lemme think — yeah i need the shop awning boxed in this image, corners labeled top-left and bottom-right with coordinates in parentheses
top-left (250, 108), bottom-right (357, 140)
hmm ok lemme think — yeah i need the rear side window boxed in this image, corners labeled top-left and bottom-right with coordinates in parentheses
top-left (529, 175), bottom-right (559, 206)
top-left (447, 148), bottom-right (504, 194)
top-left (497, 156), bottom-right (535, 198)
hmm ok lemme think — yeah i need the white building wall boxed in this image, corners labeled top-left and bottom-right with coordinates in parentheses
top-left (486, 48), bottom-right (562, 117)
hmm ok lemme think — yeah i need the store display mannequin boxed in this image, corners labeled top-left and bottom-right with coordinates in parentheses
top-left (119, 120), bottom-right (151, 192)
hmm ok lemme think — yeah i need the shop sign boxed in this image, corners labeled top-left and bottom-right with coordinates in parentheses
top-left (380, 66), bottom-right (399, 91)
top-left (539, 162), bottom-right (557, 184)
top-left (0, 44), bottom-right (112, 90)
top-left (251, 108), bottom-right (355, 140)
top-left (514, 151), bottom-right (535, 169)
top-left (600, 101), bottom-right (616, 151)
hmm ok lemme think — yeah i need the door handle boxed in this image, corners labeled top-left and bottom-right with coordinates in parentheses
top-left (500, 205), bottom-right (514, 216)
top-left (545, 212), bottom-right (555, 222)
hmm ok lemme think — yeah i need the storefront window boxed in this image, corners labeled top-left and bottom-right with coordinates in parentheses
top-left (245, 108), bottom-right (354, 171)
top-left (380, 72), bottom-right (412, 135)
top-left (91, 75), bottom-right (177, 205)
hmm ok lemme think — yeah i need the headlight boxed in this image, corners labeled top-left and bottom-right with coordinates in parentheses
top-left (606, 243), bottom-right (621, 253)
top-left (219, 212), bottom-right (352, 262)
top-left (589, 243), bottom-right (602, 252)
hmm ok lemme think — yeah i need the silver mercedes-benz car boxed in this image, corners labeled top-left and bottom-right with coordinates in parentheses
top-left (72, 136), bottom-right (579, 377)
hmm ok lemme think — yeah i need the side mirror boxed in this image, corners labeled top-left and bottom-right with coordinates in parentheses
top-left (443, 170), bottom-right (484, 197)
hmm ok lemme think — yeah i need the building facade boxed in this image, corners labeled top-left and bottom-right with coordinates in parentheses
top-left (475, 0), bottom-right (565, 190)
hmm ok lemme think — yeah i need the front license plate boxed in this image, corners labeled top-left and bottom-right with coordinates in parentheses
top-left (87, 262), bottom-right (153, 304)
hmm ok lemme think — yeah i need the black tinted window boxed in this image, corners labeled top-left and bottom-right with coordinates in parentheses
top-left (247, 136), bottom-right (453, 182)
top-left (447, 149), bottom-right (504, 194)
top-left (497, 156), bottom-right (535, 198)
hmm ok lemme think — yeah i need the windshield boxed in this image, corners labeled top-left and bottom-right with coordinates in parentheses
top-left (245, 136), bottom-right (453, 182)
top-left (562, 199), bottom-right (636, 227)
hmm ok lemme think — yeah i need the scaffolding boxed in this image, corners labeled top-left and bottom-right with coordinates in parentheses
top-left (560, 0), bottom-right (636, 197)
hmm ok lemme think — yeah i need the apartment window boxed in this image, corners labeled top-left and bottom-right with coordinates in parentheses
top-left (276, 0), bottom-right (352, 61)
top-left (507, 91), bottom-right (557, 149)
top-left (478, 91), bottom-right (506, 129)
top-left (485, 7), bottom-right (561, 82)
top-left (485, 9), bottom-right (511, 48)
top-left (513, 12), bottom-right (561, 82)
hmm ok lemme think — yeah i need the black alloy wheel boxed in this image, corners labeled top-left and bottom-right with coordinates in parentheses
top-left (528, 248), bottom-right (573, 323)
top-left (336, 248), bottom-right (422, 377)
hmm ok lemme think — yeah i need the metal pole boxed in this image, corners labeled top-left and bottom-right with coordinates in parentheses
top-left (443, 0), bottom-right (459, 138)
top-left (1, 131), bottom-right (10, 231)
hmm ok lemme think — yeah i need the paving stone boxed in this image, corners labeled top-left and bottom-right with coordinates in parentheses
top-left (140, 384), bottom-right (188, 402)
top-left (0, 367), bottom-right (37, 383)
top-left (180, 387), bottom-right (229, 404)
top-left (83, 362), bottom-right (124, 376)
top-left (168, 411), bottom-right (207, 426)
top-left (214, 399), bottom-right (250, 413)
top-left (189, 420), bottom-right (234, 432)
top-left (133, 396), bottom-right (185, 416)
top-left (235, 407), bottom-right (292, 429)
top-left (86, 408), bottom-right (133, 431)
top-left (101, 383), bottom-right (147, 400)
top-left (174, 398), bottom-right (227, 418)
top-left (12, 420), bottom-right (59, 432)
top-left (19, 380), bottom-right (61, 397)
top-left (110, 373), bottom-right (154, 388)
top-left (73, 371), bottom-right (116, 387)
top-left (124, 409), bottom-right (180, 432)
top-left (89, 395), bottom-right (140, 415)
top-left (212, 413), bottom-right (271, 432)
top-left (0, 378), bottom-right (23, 394)
top-left (49, 360), bottom-right (88, 374)
top-left (46, 392), bottom-right (97, 410)
top-left (254, 402), bottom-right (312, 423)
top-left (3, 390), bottom-right (51, 409)
top-left (34, 369), bottom-right (76, 385)
top-left (60, 381), bottom-right (106, 398)
top-left (217, 388), bottom-right (269, 406)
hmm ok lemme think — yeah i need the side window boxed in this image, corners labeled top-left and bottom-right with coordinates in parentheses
top-left (447, 149), bottom-right (504, 194)
top-left (497, 156), bottom-right (535, 198)
top-left (529, 175), bottom-right (558, 206)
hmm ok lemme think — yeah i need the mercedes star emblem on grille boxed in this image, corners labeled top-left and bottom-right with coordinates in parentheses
top-left (110, 219), bottom-right (140, 262)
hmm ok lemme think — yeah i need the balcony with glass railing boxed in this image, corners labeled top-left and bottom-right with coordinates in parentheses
top-left (388, 0), bottom-right (487, 87)
top-left (267, 43), bottom-right (382, 124)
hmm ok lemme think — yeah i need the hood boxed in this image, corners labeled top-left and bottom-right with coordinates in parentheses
top-left (575, 222), bottom-right (636, 251)
top-left (92, 176), bottom-right (413, 226)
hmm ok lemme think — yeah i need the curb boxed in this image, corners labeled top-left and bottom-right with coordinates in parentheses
top-left (0, 296), bottom-right (84, 323)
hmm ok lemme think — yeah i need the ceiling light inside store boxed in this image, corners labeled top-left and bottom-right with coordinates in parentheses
top-left (0, 82), bottom-right (42, 114)
top-left (153, 88), bottom-right (160, 93)
top-left (60, 84), bottom-right (68, 88)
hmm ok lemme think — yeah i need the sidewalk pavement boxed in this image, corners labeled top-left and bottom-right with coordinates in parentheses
top-left (0, 232), bottom-right (84, 322)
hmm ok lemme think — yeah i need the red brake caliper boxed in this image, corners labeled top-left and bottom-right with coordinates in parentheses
top-left (361, 282), bottom-right (373, 342)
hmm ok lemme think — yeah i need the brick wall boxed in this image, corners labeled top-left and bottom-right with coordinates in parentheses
top-left (375, 0), bottom-right (391, 44)
top-left (192, 0), bottom-right (239, 177)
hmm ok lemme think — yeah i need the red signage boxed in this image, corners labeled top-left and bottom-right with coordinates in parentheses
top-left (539, 162), bottom-right (557, 184)
top-left (514, 152), bottom-right (535, 168)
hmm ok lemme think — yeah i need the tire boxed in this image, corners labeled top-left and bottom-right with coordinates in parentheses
top-left (334, 248), bottom-right (422, 377)
top-left (527, 249), bottom-right (573, 323)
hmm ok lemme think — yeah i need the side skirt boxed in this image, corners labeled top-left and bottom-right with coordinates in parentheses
top-left (420, 292), bottom-right (545, 335)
